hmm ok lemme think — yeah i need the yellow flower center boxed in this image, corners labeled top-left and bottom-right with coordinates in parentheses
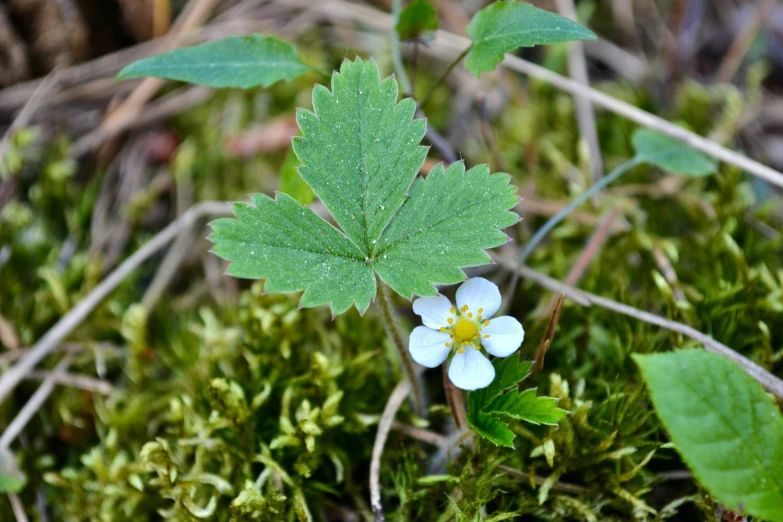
top-left (453, 318), bottom-right (478, 342)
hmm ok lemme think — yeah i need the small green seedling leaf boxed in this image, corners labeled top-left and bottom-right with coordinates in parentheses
top-left (467, 356), bottom-right (564, 447)
top-left (117, 35), bottom-right (314, 88)
top-left (278, 147), bottom-right (314, 206)
top-left (0, 474), bottom-right (25, 493)
top-left (634, 349), bottom-right (783, 521)
top-left (211, 59), bottom-right (519, 315)
top-left (632, 129), bottom-right (717, 177)
top-left (396, 0), bottom-right (439, 41)
top-left (0, 449), bottom-right (25, 493)
top-left (465, 1), bottom-right (596, 77)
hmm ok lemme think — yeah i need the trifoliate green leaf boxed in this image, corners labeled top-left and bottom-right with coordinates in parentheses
top-left (632, 129), bottom-right (718, 177)
top-left (465, 1), bottom-right (596, 77)
top-left (117, 35), bottom-right (314, 88)
top-left (396, 0), bottom-right (439, 41)
top-left (634, 350), bottom-right (783, 521)
top-left (293, 59), bottom-right (428, 255)
top-left (210, 193), bottom-right (375, 315)
top-left (211, 59), bottom-right (519, 314)
top-left (486, 388), bottom-right (567, 425)
top-left (374, 162), bottom-right (519, 298)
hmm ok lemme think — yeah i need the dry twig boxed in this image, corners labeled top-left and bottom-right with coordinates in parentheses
top-left (370, 380), bottom-right (410, 522)
top-left (555, 0), bottom-right (603, 183)
top-left (0, 69), bottom-right (59, 167)
top-left (492, 254), bottom-right (783, 400)
top-left (24, 370), bottom-right (112, 395)
top-left (286, 0), bottom-right (783, 189)
top-left (0, 355), bottom-right (74, 451)
top-left (0, 202), bottom-right (231, 405)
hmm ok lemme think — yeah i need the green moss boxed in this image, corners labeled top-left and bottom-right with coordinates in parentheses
top-left (0, 50), bottom-right (781, 521)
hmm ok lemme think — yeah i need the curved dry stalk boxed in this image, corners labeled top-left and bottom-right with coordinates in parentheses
top-left (370, 379), bottom-right (411, 522)
top-left (555, 0), bottom-right (603, 183)
top-left (492, 254), bottom-right (783, 400)
top-left (0, 201), bottom-right (232, 405)
top-left (8, 492), bottom-right (29, 522)
top-left (0, 355), bottom-right (73, 450)
top-left (290, 0), bottom-right (783, 190)
top-left (442, 362), bottom-right (467, 429)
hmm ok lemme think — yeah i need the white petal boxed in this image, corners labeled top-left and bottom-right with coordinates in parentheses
top-left (456, 277), bottom-right (501, 319)
top-left (481, 316), bottom-right (525, 357)
top-left (412, 295), bottom-right (455, 329)
top-left (409, 327), bottom-right (452, 368)
top-left (448, 349), bottom-right (495, 391)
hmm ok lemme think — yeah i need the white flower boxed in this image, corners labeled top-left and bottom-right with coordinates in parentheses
top-left (409, 278), bottom-right (525, 391)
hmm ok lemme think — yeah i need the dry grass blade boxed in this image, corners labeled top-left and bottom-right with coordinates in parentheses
top-left (288, 0), bottom-right (783, 189)
top-left (492, 254), bottom-right (783, 400)
top-left (8, 492), bottom-right (29, 522)
top-left (0, 202), bottom-right (232, 406)
top-left (0, 68), bottom-right (59, 167)
top-left (69, 0), bottom-right (220, 157)
top-left (0, 355), bottom-right (74, 450)
top-left (555, 0), bottom-right (603, 183)
top-left (370, 379), bottom-right (410, 522)
top-left (532, 293), bottom-right (565, 374)
top-left (24, 371), bottom-right (113, 395)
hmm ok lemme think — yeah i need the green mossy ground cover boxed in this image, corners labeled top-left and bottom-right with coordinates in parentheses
top-left (1, 49), bottom-right (781, 521)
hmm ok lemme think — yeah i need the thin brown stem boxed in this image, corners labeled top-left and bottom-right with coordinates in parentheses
top-left (442, 362), bottom-right (467, 429)
top-left (374, 276), bottom-right (424, 417)
top-left (492, 253), bottom-right (783, 400)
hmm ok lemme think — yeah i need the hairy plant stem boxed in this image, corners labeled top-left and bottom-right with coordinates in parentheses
top-left (418, 45), bottom-right (472, 110)
top-left (374, 277), bottom-right (425, 417)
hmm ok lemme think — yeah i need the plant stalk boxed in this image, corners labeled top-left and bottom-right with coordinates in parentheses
top-left (375, 277), bottom-right (425, 417)
top-left (390, 0), bottom-right (413, 96)
top-left (517, 156), bottom-right (643, 265)
top-left (418, 45), bottom-right (472, 110)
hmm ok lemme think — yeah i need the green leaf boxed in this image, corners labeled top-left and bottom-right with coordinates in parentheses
top-left (211, 59), bottom-right (519, 314)
top-left (117, 35), bottom-right (314, 88)
top-left (468, 356), bottom-right (555, 447)
top-left (465, 1), bottom-right (596, 77)
top-left (0, 474), bottom-right (25, 493)
top-left (0, 449), bottom-right (25, 493)
top-left (396, 0), bottom-right (439, 41)
top-left (468, 409), bottom-right (516, 448)
top-left (634, 349), bottom-right (783, 521)
top-left (293, 59), bottom-right (428, 255)
top-left (210, 193), bottom-right (375, 315)
top-left (486, 388), bottom-right (567, 425)
top-left (632, 129), bottom-right (717, 177)
top-left (278, 147), bottom-right (314, 206)
top-left (374, 162), bottom-right (519, 298)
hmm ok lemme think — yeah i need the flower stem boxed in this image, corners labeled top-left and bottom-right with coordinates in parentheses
top-left (442, 362), bottom-right (467, 429)
top-left (418, 45), bottom-right (472, 111)
top-left (517, 156), bottom-right (643, 265)
top-left (375, 276), bottom-right (425, 417)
